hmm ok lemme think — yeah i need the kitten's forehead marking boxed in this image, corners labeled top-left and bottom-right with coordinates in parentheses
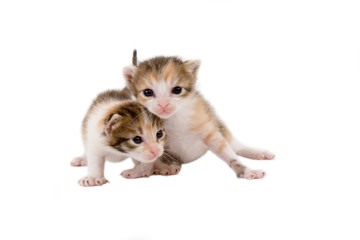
top-left (148, 72), bottom-right (158, 84)
top-left (143, 62), bottom-right (178, 88)
top-left (140, 113), bottom-right (157, 143)
top-left (162, 61), bottom-right (177, 84)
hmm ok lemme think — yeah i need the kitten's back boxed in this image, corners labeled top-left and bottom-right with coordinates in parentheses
top-left (91, 88), bottom-right (132, 106)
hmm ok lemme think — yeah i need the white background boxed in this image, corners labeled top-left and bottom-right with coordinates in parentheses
top-left (1, 0), bottom-right (359, 239)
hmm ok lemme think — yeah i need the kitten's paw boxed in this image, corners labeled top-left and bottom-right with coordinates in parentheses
top-left (258, 151), bottom-right (275, 160)
top-left (78, 176), bottom-right (108, 187)
top-left (153, 164), bottom-right (181, 176)
top-left (121, 168), bottom-right (153, 179)
top-left (71, 157), bottom-right (87, 167)
top-left (237, 149), bottom-right (275, 160)
top-left (243, 169), bottom-right (266, 180)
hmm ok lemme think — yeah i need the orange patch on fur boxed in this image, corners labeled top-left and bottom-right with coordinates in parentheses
top-left (189, 96), bottom-right (212, 133)
top-left (162, 62), bottom-right (176, 83)
top-left (138, 96), bottom-right (148, 105)
top-left (149, 72), bottom-right (158, 82)
top-left (221, 125), bottom-right (233, 142)
top-left (204, 128), bottom-right (217, 144)
top-left (219, 140), bottom-right (227, 152)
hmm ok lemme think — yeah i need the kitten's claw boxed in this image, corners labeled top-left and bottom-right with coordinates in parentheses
top-left (153, 164), bottom-right (181, 176)
top-left (78, 176), bottom-right (108, 187)
top-left (71, 157), bottom-right (87, 167)
top-left (121, 168), bottom-right (153, 179)
top-left (243, 169), bottom-right (266, 180)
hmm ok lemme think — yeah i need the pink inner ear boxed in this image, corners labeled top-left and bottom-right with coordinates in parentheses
top-left (106, 120), bottom-right (117, 133)
top-left (123, 66), bottom-right (134, 82)
top-left (185, 60), bottom-right (201, 76)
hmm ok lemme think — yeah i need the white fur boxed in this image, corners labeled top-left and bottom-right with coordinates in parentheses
top-left (78, 101), bottom-right (128, 186)
top-left (164, 96), bottom-right (208, 163)
top-left (154, 90), bottom-right (273, 179)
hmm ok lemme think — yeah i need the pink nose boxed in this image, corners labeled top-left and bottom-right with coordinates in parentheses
top-left (150, 148), bottom-right (159, 157)
top-left (158, 102), bottom-right (169, 109)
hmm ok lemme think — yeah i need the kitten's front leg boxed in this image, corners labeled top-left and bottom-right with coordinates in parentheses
top-left (78, 154), bottom-right (108, 187)
top-left (205, 132), bottom-right (265, 179)
top-left (121, 160), bottom-right (155, 179)
top-left (153, 152), bottom-right (181, 176)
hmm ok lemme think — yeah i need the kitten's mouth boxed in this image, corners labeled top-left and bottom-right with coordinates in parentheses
top-left (157, 108), bottom-right (174, 118)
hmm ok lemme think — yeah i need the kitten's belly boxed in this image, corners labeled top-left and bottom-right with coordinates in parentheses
top-left (166, 129), bottom-right (208, 163)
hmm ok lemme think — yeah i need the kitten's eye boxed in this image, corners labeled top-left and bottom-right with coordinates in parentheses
top-left (171, 86), bottom-right (182, 95)
top-left (156, 130), bottom-right (163, 139)
top-left (132, 136), bottom-right (142, 144)
top-left (143, 89), bottom-right (154, 97)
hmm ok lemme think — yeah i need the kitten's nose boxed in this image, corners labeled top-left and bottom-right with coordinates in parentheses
top-left (150, 148), bottom-right (159, 157)
top-left (157, 99), bottom-right (169, 109)
top-left (158, 103), bottom-right (169, 109)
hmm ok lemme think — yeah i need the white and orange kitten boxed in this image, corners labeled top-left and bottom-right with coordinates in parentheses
top-left (122, 50), bottom-right (275, 179)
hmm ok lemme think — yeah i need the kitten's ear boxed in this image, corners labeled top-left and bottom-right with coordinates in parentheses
top-left (132, 49), bottom-right (138, 66)
top-left (123, 66), bottom-right (136, 83)
top-left (184, 60), bottom-right (201, 77)
top-left (104, 114), bottom-right (122, 136)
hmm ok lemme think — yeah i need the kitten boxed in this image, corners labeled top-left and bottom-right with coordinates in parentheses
top-left (123, 50), bottom-right (275, 179)
top-left (71, 88), bottom-right (167, 186)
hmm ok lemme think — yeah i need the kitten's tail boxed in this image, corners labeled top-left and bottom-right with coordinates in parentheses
top-left (132, 49), bottom-right (137, 66)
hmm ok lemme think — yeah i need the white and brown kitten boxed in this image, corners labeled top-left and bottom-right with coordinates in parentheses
top-left (123, 51), bottom-right (275, 179)
top-left (71, 88), bottom-right (168, 186)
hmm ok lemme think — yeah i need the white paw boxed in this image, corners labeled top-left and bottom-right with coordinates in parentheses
top-left (256, 151), bottom-right (275, 160)
top-left (153, 164), bottom-right (181, 176)
top-left (121, 169), bottom-right (153, 179)
top-left (238, 149), bottom-right (275, 160)
top-left (71, 157), bottom-right (87, 167)
top-left (78, 176), bottom-right (108, 187)
top-left (243, 169), bottom-right (266, 180)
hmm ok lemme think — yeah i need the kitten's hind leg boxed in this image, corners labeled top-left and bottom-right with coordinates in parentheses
top-left (71, 154), bottom-right (87, 167)
top-left (121, 160), bottom-right (155, 179)
top-left (230, 138), bottom-right (275, 160)
top-left (206, 132), bottom-right (266, 179)
top-left (218, 120), bottom-right (275, 160)
top-left (153, 152), bottom-right (181, 176)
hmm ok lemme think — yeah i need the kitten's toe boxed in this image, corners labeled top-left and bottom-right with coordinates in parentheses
top-left (78, 176), bottom-right (108, 187)
top-left (263, 152), bottom-right (275, 160)
top-left (257, 151), bottom-right (275, 160)
top-left (243, 169), bottom-right (266, 180)
top-left (71, 157), bottom-right (87, 167)
top-left (121, 169), bottom-right (152, 179)
top-left (154, 164), bottom-right (181, 176)
top-left (238, 149), bottom-right (275, 160)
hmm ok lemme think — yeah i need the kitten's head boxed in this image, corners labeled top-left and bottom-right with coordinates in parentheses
top-left (123, 51), bottom-right (200, 118)
top-left (103, 101), bottom-right (165, 162)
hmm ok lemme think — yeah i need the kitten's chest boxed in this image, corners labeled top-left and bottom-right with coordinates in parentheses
top-left (164, 111), bottom-right (207, 163)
